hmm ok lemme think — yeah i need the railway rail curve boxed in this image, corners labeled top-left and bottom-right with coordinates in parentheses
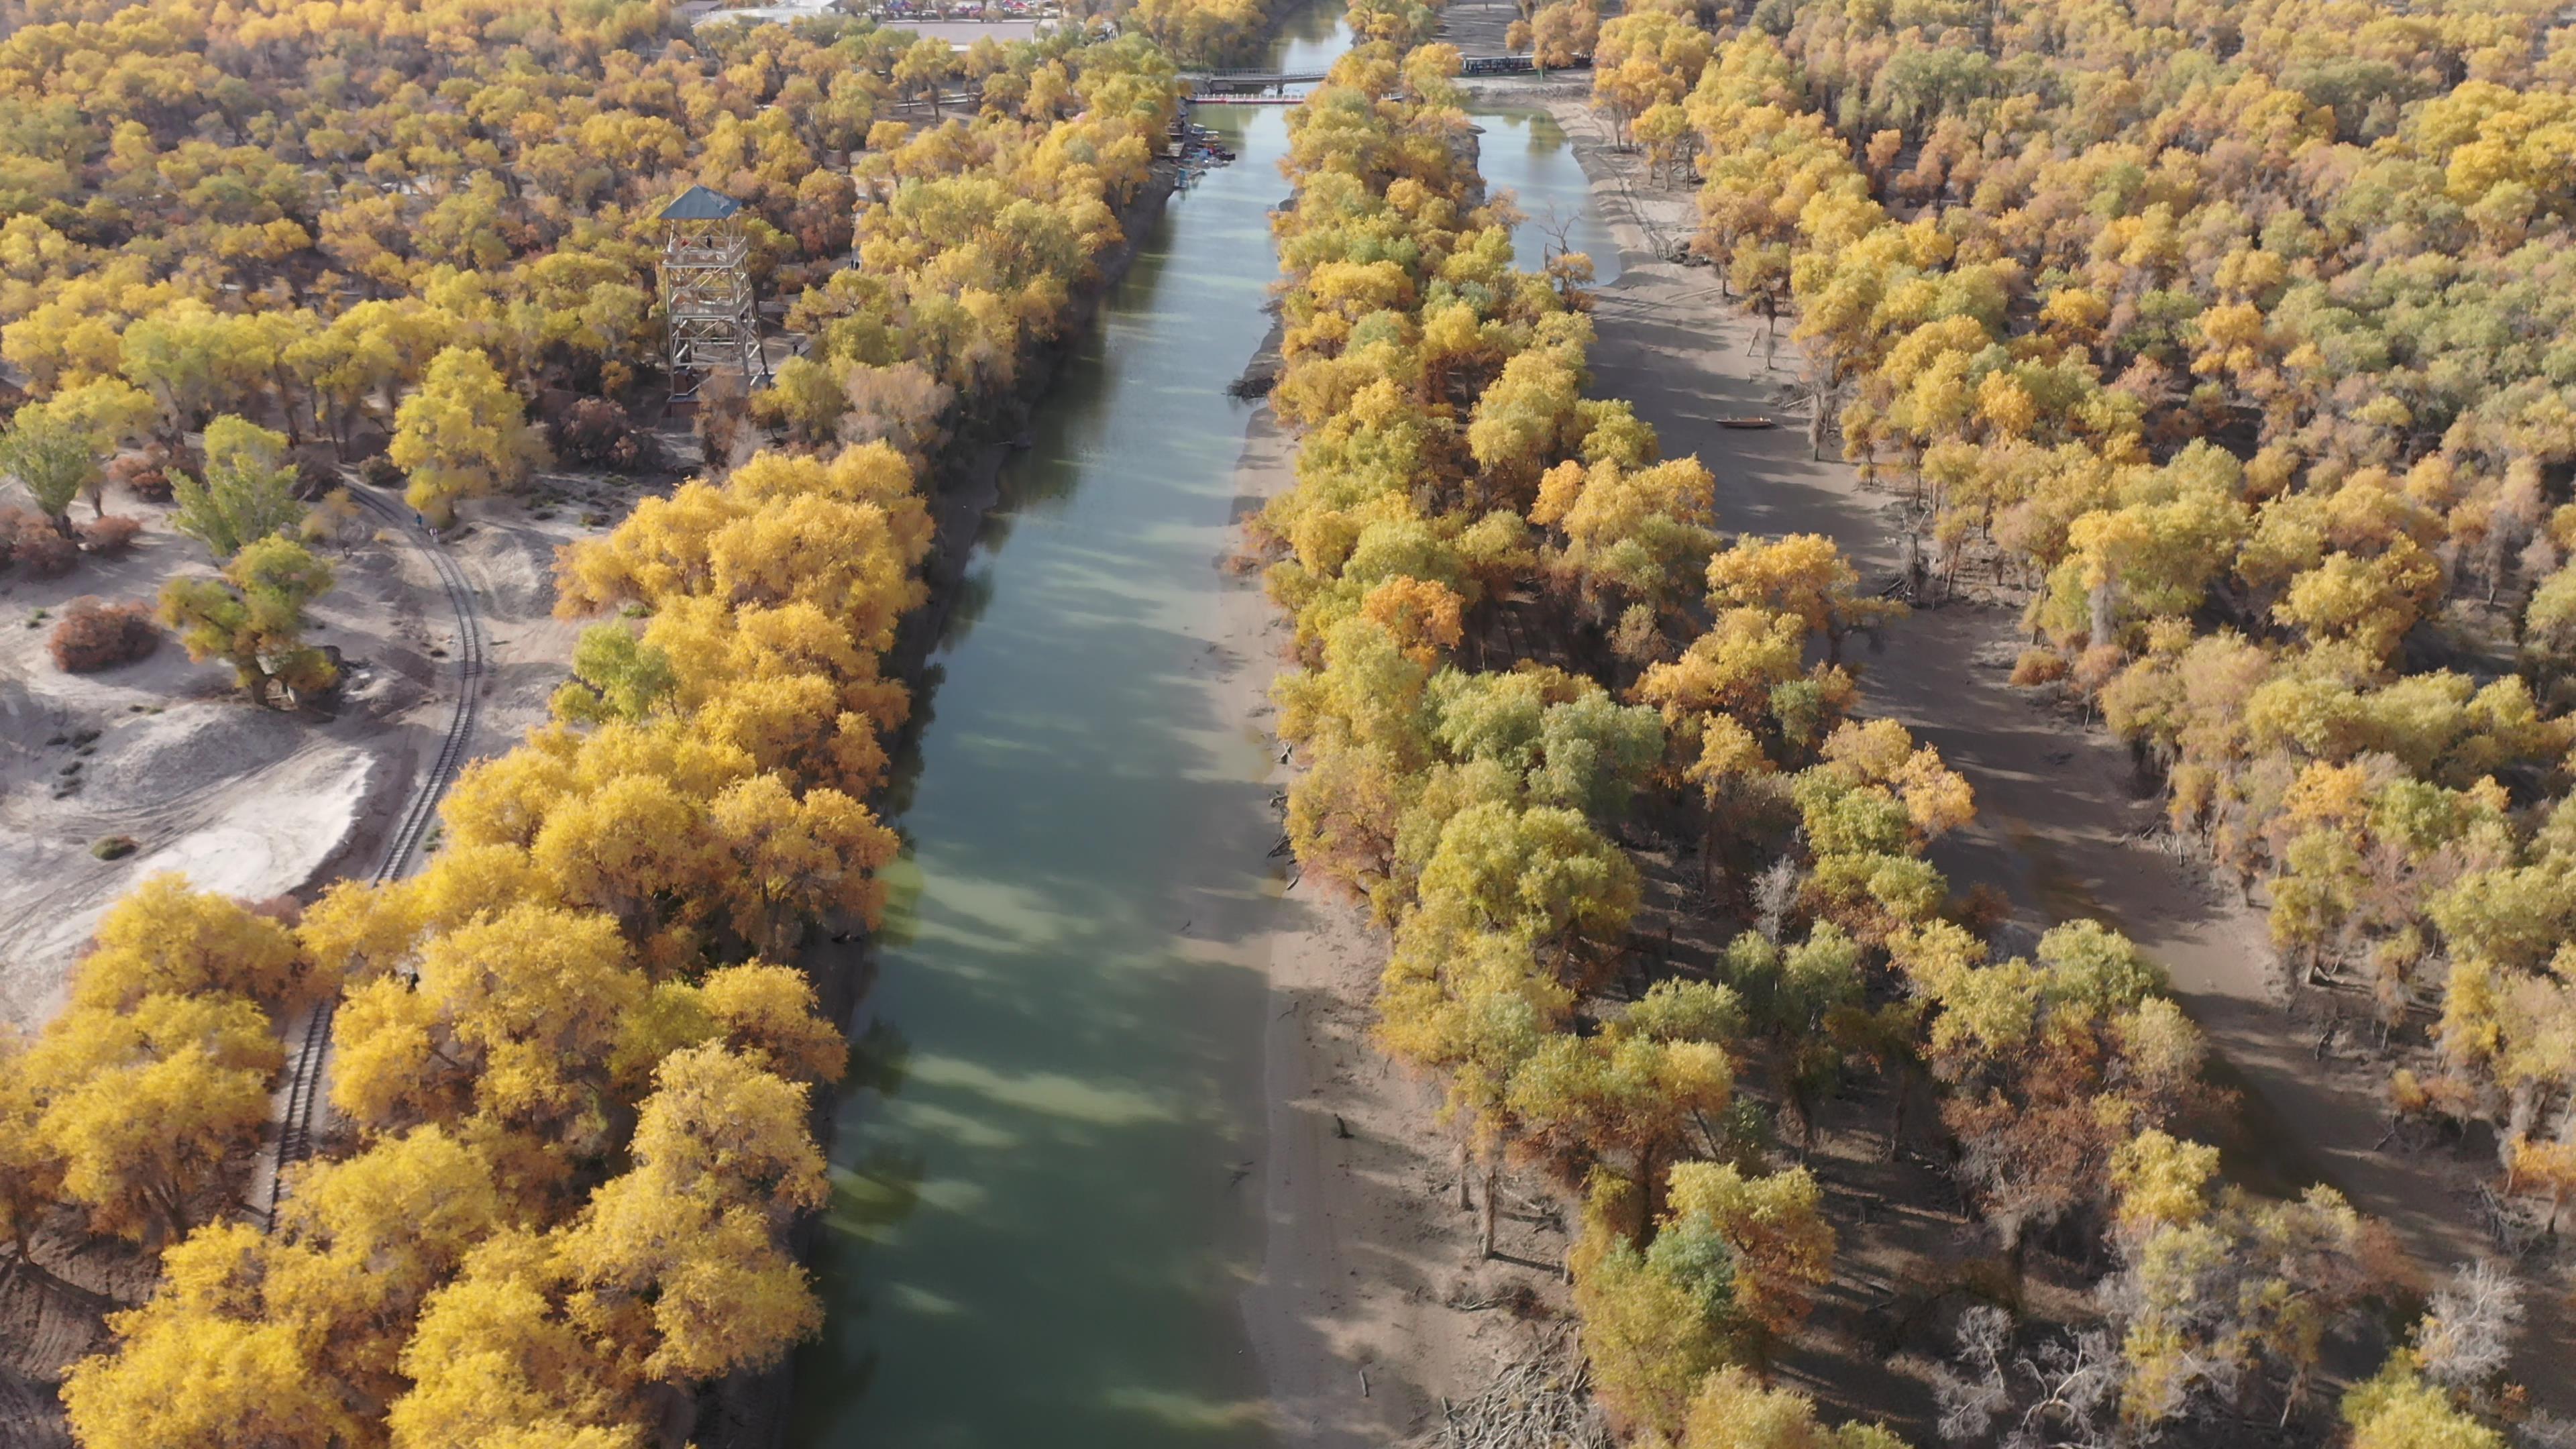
top-left (259, 488), bottom-right (486, 1227)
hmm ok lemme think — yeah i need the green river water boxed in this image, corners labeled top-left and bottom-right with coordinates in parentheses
top-left (788, 19), bottom-right (1618, 1445)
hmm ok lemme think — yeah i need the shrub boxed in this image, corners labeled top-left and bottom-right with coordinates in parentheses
top-left (551, 397), bottom-right (656, 472)
top-left (292, 453), bottom-right (343, 500)
top-left (1, 506), bottom-right (74, 576)
top-left (2010, 647), bottom-right (2068, 686)
top-left (90, 835), bottom-right (138, 861)
top-left (172, 416), bottom-right (303, 561)
top-left (303, 488), bottom-right (366, 547)
top-left (49, 598), bottom-right (158, 673)
top-left (80, 515), bottom-right (144, 556)
top-left (2072, 643), bottom-right (2128, 694)
top-left (111, 447), bottom-right (173, 502)
top-left (356, 453), bottom-right (405, 490)
top-left (694, 370), bottom-right (753, 466)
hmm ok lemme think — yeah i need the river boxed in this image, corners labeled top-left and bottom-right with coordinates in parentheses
top-left (786, 17), bottom-right (1615, 1446)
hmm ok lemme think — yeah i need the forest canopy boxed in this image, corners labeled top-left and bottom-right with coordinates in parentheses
top-left (0, 0), bottom-right (1206, 1443)
top-left (1250, 0), bottom-right (2576, 1444)
top-left (4, 0), bottom-right (2570, 1442)
top-left (1648, 0), bottom-right (2576, 1257)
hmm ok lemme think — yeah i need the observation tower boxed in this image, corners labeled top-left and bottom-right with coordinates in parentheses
top-left (658, 184), bottom-right (768, 398)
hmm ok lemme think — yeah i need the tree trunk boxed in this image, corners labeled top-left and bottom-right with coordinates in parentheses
top-left (271, 364), bottom-right (304, 445)
top-left (1632, 1148), bottom-right (1659, 1248)
top-left (1455, 1136), bottom-right (1473, 1213)
top-left (1479, 1159), bottom-right (1499, 1260)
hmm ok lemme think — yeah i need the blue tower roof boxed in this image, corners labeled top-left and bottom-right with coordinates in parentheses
top-left (659, 185), bottom-right (743, 221)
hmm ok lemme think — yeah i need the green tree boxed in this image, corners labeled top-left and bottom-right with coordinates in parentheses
top-left (0, 405), bottom-right (99, 531)
top-left (1413, 800), bottom-right (1640, 969)
top-left (551, 626), bottom-right (678, 725)
top-left (160, 535), bottom-right (337, 707)
top-left (1574, 1198), bottom-right (1741, 1437)
top-left (42, 382), bottom-right (160, 517)
top-left (171, 415), bottom-right (303, 561)
top-left (896, 37), bottom-right (958, 120)
top-left (121, 299), bottom-right (276, 443)
top-left (1509, 1018), bottom-right (1735, 1201)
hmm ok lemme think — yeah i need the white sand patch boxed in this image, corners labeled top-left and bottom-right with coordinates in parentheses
top-left (0, 726), bottom-right (378, 1024)
top-left (0, 462), bottom-right (627, 1028)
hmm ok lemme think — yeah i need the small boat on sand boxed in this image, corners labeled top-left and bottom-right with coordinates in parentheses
top-left (1717, 417), bottom-right (1776, 429)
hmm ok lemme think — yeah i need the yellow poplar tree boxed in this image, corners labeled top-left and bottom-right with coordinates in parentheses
top-left (389, 345), bottom-right (548, 523)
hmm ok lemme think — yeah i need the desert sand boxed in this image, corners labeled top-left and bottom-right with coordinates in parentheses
top-left (0, 484), bottom-right (415, 1024)
top-left (0, 469), bottom-right (616, 1022)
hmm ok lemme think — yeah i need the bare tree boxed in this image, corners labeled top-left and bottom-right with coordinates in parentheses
top-left (1807, 375), bottom-right (1839, 462)
top-left (1931, 1305), bottom-right (2124, 1449)
top-left (1753, 856), bottom-right (1799, 944)
top-left (1933, 1305), bottom-right (2015, 1444)
top-left (2519, 1411), bottom-right (2576, 1449)
top-left (2003, 1332), bottom-right (2125, 1449)
top-left (1529, 201), bottom-right (1582, 270)
top-left (2415, 1260), bottom-right (2524, 1392)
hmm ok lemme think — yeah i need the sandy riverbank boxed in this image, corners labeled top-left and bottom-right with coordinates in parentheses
top-left (1216, 352), bottom-right (1583, 1449)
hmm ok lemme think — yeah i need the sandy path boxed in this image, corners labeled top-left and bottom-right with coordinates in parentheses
top-left (1515, 88), bottom-right (2559, 1373)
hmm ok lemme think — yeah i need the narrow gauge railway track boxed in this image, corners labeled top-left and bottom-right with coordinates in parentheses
top-left (264, 488), bottom-right (487, 1226)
